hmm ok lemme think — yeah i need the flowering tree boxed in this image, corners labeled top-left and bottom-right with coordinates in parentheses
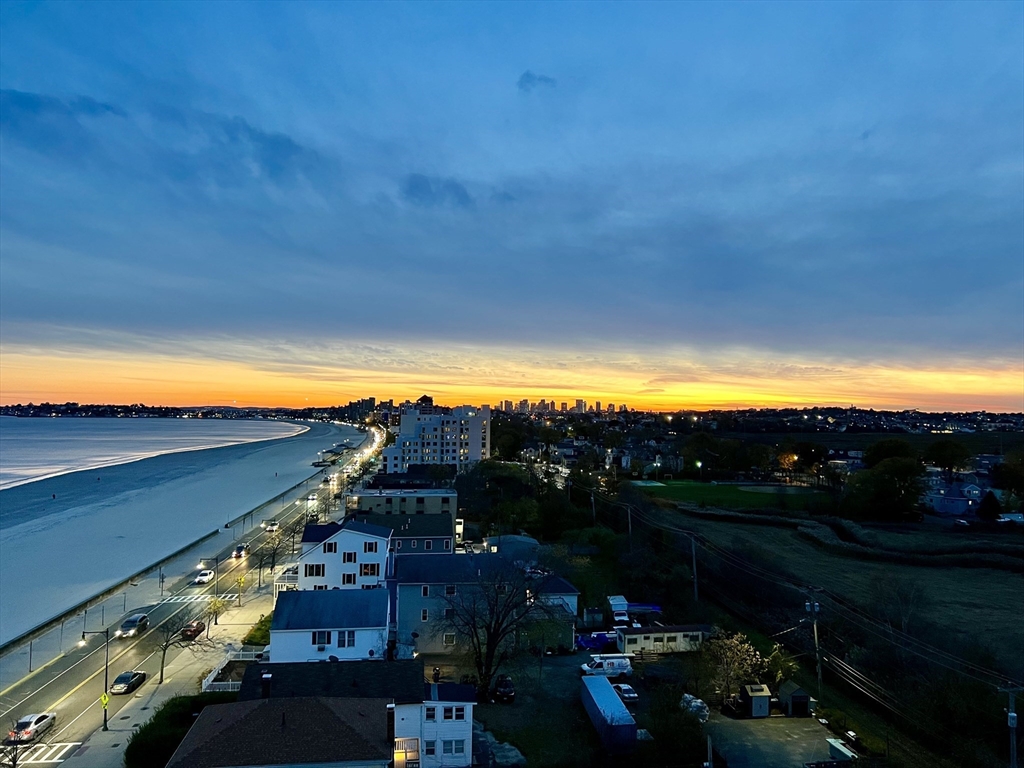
top-left (704, 631), bottom-right (764, 697)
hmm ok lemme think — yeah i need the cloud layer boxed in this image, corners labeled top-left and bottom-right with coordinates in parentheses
top-left (0, 2), bottom-right (1021, 408)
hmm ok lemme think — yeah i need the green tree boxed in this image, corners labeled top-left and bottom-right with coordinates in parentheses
top-left (842, 457), bottom-right (923, 521)
top-left (924, 439), bottom-right (972, 482)
top-left (764, 643), bottom-right (799, 687)
top-left (863, 438), bottom-right (916, 468)
top-left (990, 451), bottom-right (1024, 499)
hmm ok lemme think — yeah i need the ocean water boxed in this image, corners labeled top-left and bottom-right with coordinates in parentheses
top-left (0, 416), bottom-right (307, 490)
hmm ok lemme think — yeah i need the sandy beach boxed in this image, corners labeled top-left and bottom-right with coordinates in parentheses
top-left (0, 420), bottom-right (362, 644)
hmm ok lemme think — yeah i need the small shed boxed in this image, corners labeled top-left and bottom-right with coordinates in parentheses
top-left (778, 679), bottom-right (813, 717)
top-left (740, 683), bottom-right (771, 718)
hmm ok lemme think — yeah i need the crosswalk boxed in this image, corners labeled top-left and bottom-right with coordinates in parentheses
top-left (9, 742), bottom-right (81, 764)
top-left (160, 593), bottom-right (238, 604)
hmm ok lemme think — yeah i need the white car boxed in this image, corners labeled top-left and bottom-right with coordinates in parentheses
top-left (195, 569), bottom-right (215, 584)
top-left (264, 520), bottom-right (280, 533)
top-left (7, 713), bottom-right (56, 743)
top-left (307, 494), bottom-right (318, 501)
top-left (612, 683), bottom-right (639, 705)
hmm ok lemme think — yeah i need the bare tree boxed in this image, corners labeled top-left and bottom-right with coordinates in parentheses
top-left (154, 609), bottom-right (215, 684)
top-left (434, 560), bottom-right (564, 695)
top-left (1, 717), bottom-right (30, 767)
top-left (286, 518), bottom-right (306, 554)
top-left (205, 597), bottom-right (229, 633)
top-left (870, 575), bottom-right (927, 635)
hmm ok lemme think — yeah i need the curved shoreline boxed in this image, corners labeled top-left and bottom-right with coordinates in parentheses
top-left (0, 419), bottom-right (310, 491)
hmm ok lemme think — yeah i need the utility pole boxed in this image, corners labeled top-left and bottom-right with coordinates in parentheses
top-left (806, 600), bottom-right (822, 703)
top-left (590, 492), bottom-right (596, 525)
top-left (691, 535), bottom-right (699, 603)
top-left (626, 504), bottom-right (633, 552)
top-left (999, 685), bottom-right (1021, 768)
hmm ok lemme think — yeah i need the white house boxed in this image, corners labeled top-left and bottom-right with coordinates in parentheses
top-left (298, 519), bottom-right (392, 591)
top-left (269, 589), bottom-right (389, 663)
top-left (238, 660), bottom-right (476, 768)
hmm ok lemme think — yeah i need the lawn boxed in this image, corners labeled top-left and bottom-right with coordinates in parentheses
top-left (642, 480), bottom-right (828, 511)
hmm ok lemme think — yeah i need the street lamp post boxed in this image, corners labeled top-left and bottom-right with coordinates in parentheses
top-left (696, 460), bottom-right (703, 481)
top-left (198, 556), bottom-right (221, 598)
top-left (80, 629), bottom-right (111, 731)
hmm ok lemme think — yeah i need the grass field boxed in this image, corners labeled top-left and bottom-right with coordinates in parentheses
top-left (718, 431), bottom-right (1024, 455)
top-left (652, 506), bottom-right (1024, 677)
top-left (643, 480), bottom-right (828, 511)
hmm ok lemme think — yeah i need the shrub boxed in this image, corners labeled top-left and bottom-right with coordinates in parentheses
top-left (242, 612), bottom-right (272, 646)
top-left (124, 692), bottom-right (237, 768)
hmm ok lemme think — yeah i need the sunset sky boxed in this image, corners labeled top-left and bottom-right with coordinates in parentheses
top-left (1, 2), bottom-right (1022, 411)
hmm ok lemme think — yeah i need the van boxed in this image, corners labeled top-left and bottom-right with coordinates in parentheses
top-left (581, 654), bottom-right (633, 679)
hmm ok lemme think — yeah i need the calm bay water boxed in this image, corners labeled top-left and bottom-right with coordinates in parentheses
top-left (0, 416), bottom-right (307, 490)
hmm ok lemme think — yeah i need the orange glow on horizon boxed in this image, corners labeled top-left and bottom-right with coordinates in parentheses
top-left (2, 343), bottom-right (1021, 413)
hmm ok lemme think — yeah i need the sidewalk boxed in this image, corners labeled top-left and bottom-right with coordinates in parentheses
top-left (61, 588), bottom-right (275, 767)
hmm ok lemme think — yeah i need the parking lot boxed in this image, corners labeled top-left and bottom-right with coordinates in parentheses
top-left (705, 712), bottom-right (834, 767)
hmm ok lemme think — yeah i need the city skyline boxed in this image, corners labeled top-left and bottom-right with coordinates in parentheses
top-left (1, 2), bottom-right (1022, 412)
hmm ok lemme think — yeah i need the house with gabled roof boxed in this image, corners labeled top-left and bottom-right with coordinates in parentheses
top-left (270, 589), bottom-right (389, 663)
top-left (297, 517), bottom-right (392, 591)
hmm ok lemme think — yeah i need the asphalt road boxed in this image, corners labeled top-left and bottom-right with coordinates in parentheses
top-left (0, 481), bottom-right (333, 757)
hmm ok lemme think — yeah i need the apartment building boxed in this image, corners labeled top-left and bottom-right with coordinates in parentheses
top-left (345, 488), bottom-right (456, 516)
top-left (381, 403), bottom-right (490, 474)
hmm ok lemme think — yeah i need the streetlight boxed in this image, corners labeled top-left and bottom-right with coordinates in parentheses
top-left (80, 629), bottom-right (111, 731)
top-left (198, 556), bottom-right (220, 598)
top-left (695, 460), bottom-right (703, 481)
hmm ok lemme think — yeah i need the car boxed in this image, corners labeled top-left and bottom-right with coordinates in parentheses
top-left (194, 569), bottom-right (215, 585)
top-left (7, 713), bottom-right (55, 743)
top-left (492, 674), bottom-right (516, 704)
top-left (307, 494), bottom-right (318, 501)
top-left (110, 670), bottom-right (147, 695)
top-left (116, 614), bottom-right (149, 638)
top-left (612, 683), bottom-right (639, 705)
top-left (953, 519), bottom-right (971, 528)
top-left (181, 620), bottom-right (206, 640)
top-left (264, 520), bottom-right (280, 533)
top-left (232, 543), bottom-right (250, 559)
top-left (581, 655), bottom-right (633, 678)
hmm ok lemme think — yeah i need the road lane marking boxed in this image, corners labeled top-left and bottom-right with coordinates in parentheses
top-left (10, 742), bottom-right (81, 764)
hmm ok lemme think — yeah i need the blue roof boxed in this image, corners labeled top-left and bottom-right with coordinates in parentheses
top-left (301, 523), bottom-right (341, 544)
top-left (393, 554), bottom-right (578, 595)
top-left (424, 682), bottom-right (477, 703)
top-left (340, 517), bottom-right (393, 539)
top-left (271, 590), bottom-right (388, 631)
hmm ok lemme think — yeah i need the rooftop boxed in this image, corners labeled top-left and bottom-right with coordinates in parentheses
top-left (424, 682), bottom-right (477, 703)
top-left (166, 697), bottom-right (391, 768)
top-left (238, 659), bottom-right (425, 704)
top-left (271, 589), bottom-right (388, 631)
top-left (301, 522), bottom-right (341, 544)
top-left (616, 624), bottom-right (712, 636)
top-left (353, 512), bottom-right (454, 538)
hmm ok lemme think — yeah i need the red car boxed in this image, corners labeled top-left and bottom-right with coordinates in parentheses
top-left (181, 620), bottom-right (206, 640)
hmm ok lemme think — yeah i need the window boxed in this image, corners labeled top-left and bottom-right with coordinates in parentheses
top-left (443, 740), bottom-right (454, 755)
top-left (445, 584), bottom-right (456, 596)
top-left (666, 635), bottom-right (678, 643)
top-left (364, 541), bottom-right (378, 554)
top-left (323, 542), bottom-right (337, 554)
top-left (360, 563), bottom-right (379, 577)
top-left (343, 552), bottom-right (356, 563)
top-left (443, 633), bottom-right (456, 647)
top-left (444, 608), bottom-right (455, 620)
top-left (455, 740), bottom-right (466, 755)
top-left (421, 609), bottom-right (429, 622)
top-left (313, 584), bottom-right (328, 591)
top-left (444, 539), bottom-right (451, 551)
top-left (337, 630), bottom-right (356, 648)
top-left (311, 630), bottom-right (331, 645)
top-left (425, 741), bottom-right (436, 756)
top-left (496, 584), bottom-right (507, 594)
top-left (425, 540), bottom-right (432, 551)
top-left (304, 564), bottom-right (325, 578)
top-left (626, 638), bottom-right (638, 646)
top-left (395, 540), bottom-right (402, 549)
top-left (411, 540), bottom-right (417, 549)
top-left (421, 585), bottom-right (429, 597)
top-left (454, 706), bottom-right (465, 721)
top-left (443, 706), bottom-right (454, 721)
top-left (653, 636), bottom-right (664, 644)
top-left (342, 573), bottom-right (356, 585)
top-left (425, 707), bottom-right (436, 722)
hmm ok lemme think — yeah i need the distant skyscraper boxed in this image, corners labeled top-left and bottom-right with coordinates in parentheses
top-left (560, 402), bottom-right (568, 412)
top-left (619, 404), bottom-right (627, 412)
top-left (575, 399), bottom-right (586, 413)
top-left (595, 401), bottom-right (602, 413)
top-left (608, 403), bottom-right (615, 413)
top-left (503, 400), bottom-right (513, 413)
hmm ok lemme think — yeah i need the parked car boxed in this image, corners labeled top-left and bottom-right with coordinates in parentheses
top-left (580, 654), bottom-right (633, 679)
top-left (612, 683), bottom-right (639, 705)
top-left (7, 713), bottom-right (55, 743)
top-left (953, 519), bottom-right (971, 528)
top-left (232, 543), bottom-right (250, 558)
top-left (492, 674), bottom-right (516, 703)
top-left (117, 614), bottom-right (149, 638)
top-left (194, 569), bottom-right (215, 585)
top-left (181, 620), bottom-right (206, 640)
top-left (110, 670), bottom-right (147, 695)
top-left (264, 520), bottom-right (280, 533)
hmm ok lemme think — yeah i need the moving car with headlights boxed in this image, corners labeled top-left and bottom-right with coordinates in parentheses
top-left (232, 543), bottom-right (250, 559)
top-left (491, 674), bottom-right (516, 703)
top-left (7, 713), bottom-right (55, 743)
top-left (117, 614), bottom-right (149, 638)
top-left (263, 520), bottom-right (280, 533)
top-left (110, 670), bottom-right (147, 695)
top-left (195, 569), bottom-right (215, 584)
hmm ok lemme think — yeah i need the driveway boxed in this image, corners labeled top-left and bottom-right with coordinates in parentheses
top-left (705, 713), bottom-right (834, 768)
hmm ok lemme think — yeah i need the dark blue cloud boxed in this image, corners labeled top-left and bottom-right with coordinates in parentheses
top-left (402, 174), bottom-right (474, 208)
top-left (517, 70), bottom-right (556, 92)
